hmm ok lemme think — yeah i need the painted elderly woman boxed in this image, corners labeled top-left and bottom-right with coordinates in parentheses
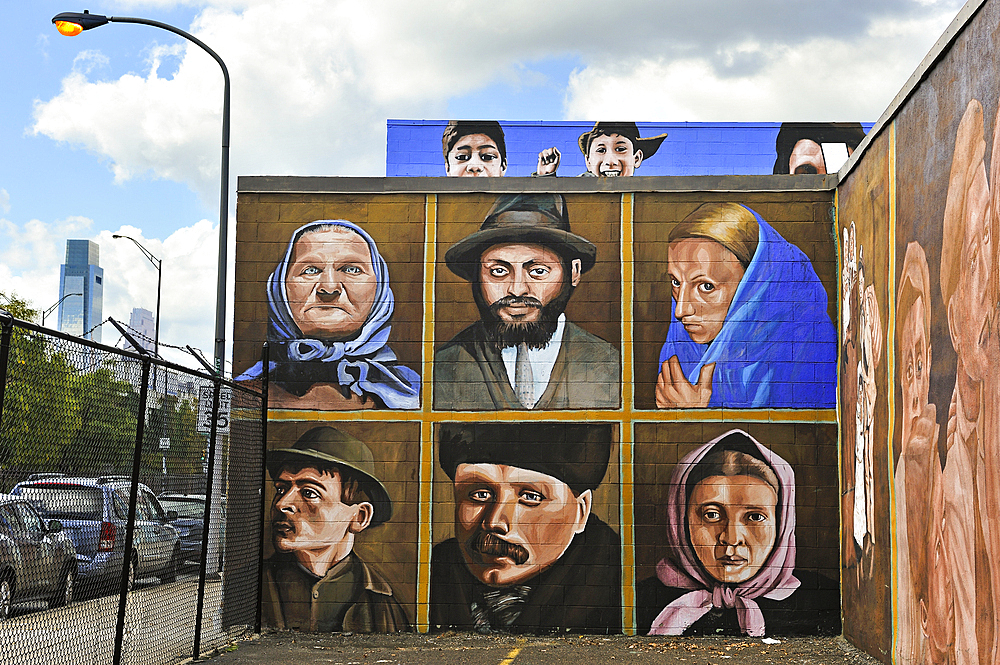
top-left (237, 220), bottom-right (420, 410)
top-left (636, 430), bottom-right (839, 636)
top-left (655, 202), bottom-right (837, 409)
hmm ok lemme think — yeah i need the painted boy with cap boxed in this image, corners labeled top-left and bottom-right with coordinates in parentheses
top-left (433, 193), bottom-right (620, 410)
top-left (535, 122), bottom-right (667, 177)
top-left (430, 423), bottom-right (621, 633)
top-left (264, 426), bottom-right (410, 632)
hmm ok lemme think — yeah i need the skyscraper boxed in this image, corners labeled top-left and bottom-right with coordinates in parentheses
top-left (58, 239), bottom-right (103, 342)
top-left (128, 307), bottom-right (156, 352)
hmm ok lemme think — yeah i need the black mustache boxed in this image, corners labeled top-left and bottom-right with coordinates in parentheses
top-left (470, 531), bottom-right (530, 565)
top-left (490, 296), bottom-right (543, 312)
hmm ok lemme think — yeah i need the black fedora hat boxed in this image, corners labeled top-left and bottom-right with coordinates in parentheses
top-left (444, 193), bottom-right (597, 282)
top-left (578, 122), bottom-right (668, 159)
top-left (267, 426), bottom-right (392, 526)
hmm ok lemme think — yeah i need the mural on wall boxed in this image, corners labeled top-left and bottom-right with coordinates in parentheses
top-left (633, 423), bottom-right (840, 637)
top-left (772, 122), bottom-right (867, 175)
top-left (891, 1), bottom-right (1000, 660)
top-left (631, 200), bottom-right (837, 409)
top-left (836, 128), bottom-right (891, 658)
top-left (430, 422), bottom-right (621, 633)
top-left (433, 193), bottom-right (621, 411)
top-left (262, 424), bottom-right (418, 632)
top-left (442, 120), bottom-right (510, 178)
top-left (234, 204), bottom-right (424, 411)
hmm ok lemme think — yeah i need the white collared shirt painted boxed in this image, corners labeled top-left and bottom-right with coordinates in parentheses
top-left (500, 314), bottom-right (566, 408)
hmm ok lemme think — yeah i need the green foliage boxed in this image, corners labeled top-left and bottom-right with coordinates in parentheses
top-left (0, 291), bottom-right (38, 322)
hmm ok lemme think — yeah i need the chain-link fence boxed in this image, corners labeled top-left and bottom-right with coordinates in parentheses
top-left (0, 313), bottom-right (267, 665)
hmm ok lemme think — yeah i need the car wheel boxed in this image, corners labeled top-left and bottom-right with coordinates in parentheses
top-left (159, 547), bottom-right (180, 584)
top-left (0, 577), bottom-right (12, 620)
top-left (49, 567), bottom-right (75, 608)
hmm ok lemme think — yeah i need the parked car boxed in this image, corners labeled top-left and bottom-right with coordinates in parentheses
top-left (0, 493), bottom-right (78, 619)
top-left (11, 475), bottom-right (181, 596)
top-left (156, 494), bottom-right (204, 563)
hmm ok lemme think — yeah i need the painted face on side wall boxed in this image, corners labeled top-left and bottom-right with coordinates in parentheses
top-left (585, 133), bottom-right (643, 177)
top-left (667, 238), bottom-right (746, 344)
top-left (687, 474), bottom-right (778, 584)
top-left (788, 139), bottom-right (826, 174)
top-left (953, 163), bottom-right (994, 379)
top-left (446, 133), bottom-right (506, 177)
top-left (453, 463), bottom-right (591, 587)
top-left (478, 243), bottom-right (581, 324)
top-left (899, 295), bottom-right (931, 442)
top-left (271, 467), bottom-right (369, 557)
top-left (284, 228), bottom-right (378, 340)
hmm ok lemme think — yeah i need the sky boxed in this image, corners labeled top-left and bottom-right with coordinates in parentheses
top-left (0, 0), bottom-right (967, 372)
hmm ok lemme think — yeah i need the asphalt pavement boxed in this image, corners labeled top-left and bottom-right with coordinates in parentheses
top-left (195, 632), bottom-right (884, 665)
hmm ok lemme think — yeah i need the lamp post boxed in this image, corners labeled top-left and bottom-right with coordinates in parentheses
top-left (53, 10), bottom-right (230, 372)
top-left (112, 235), bottom-right (161, 357)
top-left (41, 292), bottom-right (83, 328)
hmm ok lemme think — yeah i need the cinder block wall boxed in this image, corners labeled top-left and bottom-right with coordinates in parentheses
top-left (234, 176), bottom-right (842, 637)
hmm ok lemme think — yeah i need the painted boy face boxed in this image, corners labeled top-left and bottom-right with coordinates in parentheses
top-left (446, 133), bottom-right (506, 177)
top-left (788, 139), bottom-right (826, 174)
top-left (284, 228), bottom-right (377, 339)
top-left (271, 467), bottom-right (363, 554)
top-left (687, 474), bottom-right (778, 584)
top-left (667, 238), bottom-right (746, 344)
top-left (478, 243), bottom-right (581, 324)
top-left (585, 133), bottom-right (643, 177)
top-left (454, 463), bottom-right (591, 587)
top-left (952, 163), bottom-right (993, 379)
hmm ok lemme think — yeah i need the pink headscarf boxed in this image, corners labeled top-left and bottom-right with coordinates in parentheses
top-left (648, 429), bottom-right (799, 637)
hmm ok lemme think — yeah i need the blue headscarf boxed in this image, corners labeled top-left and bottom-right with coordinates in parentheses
top-left (237, 220), bottom-right (420, 410)
top-left (658, 206), bottom-right (836, 408)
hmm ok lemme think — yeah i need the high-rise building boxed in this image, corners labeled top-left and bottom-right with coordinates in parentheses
top-left (128, 307), bottom-right (156, 352)
top-left (58, 239), bottom-right (103, 342)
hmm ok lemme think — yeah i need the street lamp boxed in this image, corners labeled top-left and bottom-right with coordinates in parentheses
top-left (53, 10), bottom-right (230, 372)
top-left (41, 292), bottom-right (83, 328)
top-left (112, 235), bottom-right (161, 357)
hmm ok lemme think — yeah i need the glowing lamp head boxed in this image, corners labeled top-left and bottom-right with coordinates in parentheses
top-left (52, 11), bottom-right (110, 36)
top-left (54, 20), bottom-right (83, 36)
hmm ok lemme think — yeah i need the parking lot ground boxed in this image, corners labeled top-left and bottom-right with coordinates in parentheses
top-left (198, 632), bottom-right (882, 665)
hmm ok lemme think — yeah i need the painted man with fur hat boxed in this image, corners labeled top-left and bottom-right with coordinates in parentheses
top-left (433, 193), bottom-right (620, 410)
top-left (263, 426), bottom-right (410, 632)
top-left (536, 122), bottom-right (667, 177)
top-left (430, 423), bottom-right (621, 633)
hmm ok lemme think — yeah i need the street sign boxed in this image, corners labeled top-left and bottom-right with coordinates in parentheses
top-left (196, 385), bottom-right (232, 434)
top-left (159, 437), bottom-right (170, 450)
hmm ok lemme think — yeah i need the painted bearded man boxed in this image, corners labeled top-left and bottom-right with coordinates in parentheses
top-left (433, 193), bottom-right (620, 410)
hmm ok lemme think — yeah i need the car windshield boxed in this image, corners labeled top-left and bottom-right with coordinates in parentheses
top-left (19, 485), bottom-right (103, 520)
top-left (159, 498), bottom-right (204, 519)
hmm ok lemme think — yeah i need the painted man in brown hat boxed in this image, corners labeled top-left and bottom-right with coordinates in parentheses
top-left (430, 423), bottom-right (621, 633)
top-left (433, 193), bottom-right (620, 410)
top-left (536, 122), bottom-right (667, 177)
top-left (263, 426), bottom-right (410, 632)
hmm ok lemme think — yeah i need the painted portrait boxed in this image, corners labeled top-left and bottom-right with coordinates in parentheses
top-left (430, 422), bottom-right (621, 633)
top-left (645, 201), bottom-right (837, 409)
top-left (442, 120), bottom-right (508, 177)
top-left (772, 122), bottom-right (866, 175)
top-left (433, 193), bottom-right (621, 411)
top-left (236, 218), bottom-right (420, 410)
top-left (262, 422), bottom-right (418, 632)
top-left (634, 423), bottom-right (840, 637)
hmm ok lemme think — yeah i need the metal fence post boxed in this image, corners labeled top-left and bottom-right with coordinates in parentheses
top-left (255, 342), bottom-right (269, 633)
top-left (113, 358), bottom-right (152, 665)
top-left (192, 378), bottom-right (222, 661)
top-left (0, 314), bottom-right (12, 427)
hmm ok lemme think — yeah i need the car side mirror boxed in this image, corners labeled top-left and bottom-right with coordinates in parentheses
top-left (166, 510), bottom-right (179, 521)
top-left (47, 520), bottom-right (63, 533)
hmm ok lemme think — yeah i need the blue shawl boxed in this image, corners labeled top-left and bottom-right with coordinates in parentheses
top-left (237, 220), bottom-right (420, 410)
top-left (657, 207), bottom-right (836, 408)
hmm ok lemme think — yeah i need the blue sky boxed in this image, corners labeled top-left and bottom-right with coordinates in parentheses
top-left (0, 0), bottom-right (965, 371)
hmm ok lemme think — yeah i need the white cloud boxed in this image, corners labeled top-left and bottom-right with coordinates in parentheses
top-left (0, 215), bottom-right (225, 370)
top-left (31, 1), bottom-right (963, 204)
top-left (563, 10), bottom-right (962, 121)
top-left (0, 189), bottom-right (10, 214)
